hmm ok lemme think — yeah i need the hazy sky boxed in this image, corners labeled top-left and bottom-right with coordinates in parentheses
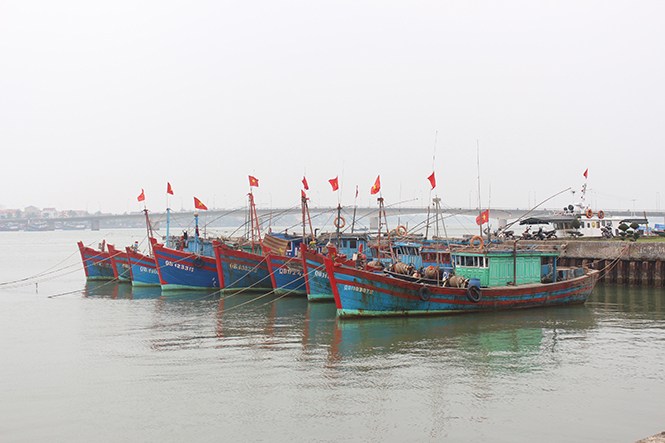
top-left (1, 1), bottom-right (663, 215)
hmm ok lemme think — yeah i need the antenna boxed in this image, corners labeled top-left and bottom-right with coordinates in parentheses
top-left (477, 140), bottom-right (482, 238)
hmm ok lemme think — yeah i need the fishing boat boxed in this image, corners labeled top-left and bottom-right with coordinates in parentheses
top-left (324, 242), bottom-right (599, 318)
top-left (152, 211), bottom-right (220, 291)
top-left (125, 245), bottom-right (161, 286)
top-left (61, 222), bottom-right (87, 230)
top-left (152, 237), bottom-right (219, 291)
top-left (264, 232), bottom-right (307, 296)
top-left (213, 241), bottom-right (272, 293)
top-left (214, 191), bottom-right (307, 295)
top-left (107, 244), bottom-right (132, 282)
top-left (77, 240), bottom-right (116, 280)
top-left (302, 196), bottom-right (454, 302)
top-left (25, 221), bottom-right (52, 231)
top-left (302, 235), bottom-right (391, 302)
top-left (300, 196), bottom-right (384, 301)
top-left (212, 192), bottom-right (274, 293)
top-left (125, 209), bottom-right (162, 286)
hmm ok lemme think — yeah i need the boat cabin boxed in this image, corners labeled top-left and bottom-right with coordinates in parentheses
top-left (367, 240), bottom-right (454, 272)
top-left (453, 249), bottom-right (566, 287)
top-left (326, 233), bottom-right (369, 258)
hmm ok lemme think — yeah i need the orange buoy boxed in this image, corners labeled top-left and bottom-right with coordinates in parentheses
top-left (470, 235), bottom-right (484, 249)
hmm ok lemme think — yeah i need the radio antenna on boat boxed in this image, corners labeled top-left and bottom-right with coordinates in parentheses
top-left (351, 185), bottom-right (358, 233)
top-left (476, 140), bottom-right (483, 239)
top-left (487, 184), bottom-right (492, 246)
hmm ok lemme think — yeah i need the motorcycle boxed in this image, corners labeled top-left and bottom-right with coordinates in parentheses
top-left (601, 225), bottom-right (614, 239)
top-left (533, 227), bottom-right (546, 240)
top-left (544, 229), bottom-right (558, 240)
top-left (521, 227), bottom-right (533, 240)
top-left (493, 229), bottom-right (515, 241)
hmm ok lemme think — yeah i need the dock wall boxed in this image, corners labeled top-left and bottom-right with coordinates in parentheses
top-left (557, 241), bottom-right (665, 286)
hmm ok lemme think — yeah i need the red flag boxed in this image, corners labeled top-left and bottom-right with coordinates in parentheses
top-left (329, 177), bottom-right (339, 191)
top-left (427, 172), bottom-right (436, 190)
top-left (302, 176), bottom-right (309, 190)
top-left (583, 169), bottom-right (588, 179)
top-left (370, 175), bottom-right (381, 195)
top-left (301, 189), bottom-right (307, 198)
top-left (355, 185), bottom-right (358, 198)
top-left (476, 210), bottom-right (489, 225)
top-left (194, 197), bottom-right (208, 210)
top-left (167, 182), bottom-right (174, 195)
top-left (249, 175), bottom-right (259, 187)
top-left (137, 189), bottom-right (145, 202)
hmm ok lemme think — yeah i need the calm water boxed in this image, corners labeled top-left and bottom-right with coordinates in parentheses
top-left (1, 230), bottom-right (664, 443)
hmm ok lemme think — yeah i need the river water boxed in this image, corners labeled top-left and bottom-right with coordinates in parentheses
top-left (1, 230), bottom-right (664, 442)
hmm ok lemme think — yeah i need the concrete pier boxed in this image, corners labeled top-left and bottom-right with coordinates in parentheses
top-left (556, 240), bottom-right (665, 287)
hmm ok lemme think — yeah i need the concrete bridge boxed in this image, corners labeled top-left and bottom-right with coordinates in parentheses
top-left (2, 206), bottom-right (660, 231)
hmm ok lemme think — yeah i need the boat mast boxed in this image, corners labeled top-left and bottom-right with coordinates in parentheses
top-left (377, 197), bottom-right (396, 265)
top-left (165, 207), bottom-right (170, 249)
top-left (426, 131), bottom-right (438, 241)
top-left (194, 212), bottom-right (199, 255)
top-left (351, 185), bottom-right (358, 233)
top-left (143, 208), bottom-right (154, 255)
top-left (301, 192), bottom-right (314, 246)
top-left (433, 197), bottom-right (454, 274)
top-left (336, 204), bottom-right (342, 248)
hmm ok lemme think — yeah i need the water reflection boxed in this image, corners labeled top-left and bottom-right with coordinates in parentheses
top-left (84, 281), bottom-right (133, 299)
top-left (331, 306), bottom-right (596, 374)
top-left (302, 302), bottom-right (338, 349)
top-left (590, 284), bottom-right (665, 315)
top-left (130, 286), bottom-right (163, 300)
top-left (82, 282), bottom-right (601, 375)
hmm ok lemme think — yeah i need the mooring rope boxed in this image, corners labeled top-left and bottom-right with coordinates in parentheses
top-left (138, 272), bottom-right (308, 330)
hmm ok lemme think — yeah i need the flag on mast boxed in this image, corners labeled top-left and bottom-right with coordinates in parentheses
top-left (194, 197), bottom-right (208, 210)
top-left (167, 182), bottom-right (174, 195)
top-left (370, 176), bottom-right (381, 195)
top-left (249, 175), bottom-right (259, 187)
top-left (302, 176), bottom-right (309, 190)
top-left (427, 172), bottom-right (436, 190)
top-left (583, 169), bottom-right (588, 179)
top-left (329, 177), bottom-right (339, 191)
top-left (476, 210), bottom-right (489, 225)
top-left (137, 189), bottom-right (145, 202)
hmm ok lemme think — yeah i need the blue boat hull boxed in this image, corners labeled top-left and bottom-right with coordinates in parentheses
top-left (78, 241), bottom-right (115, 280)
top-left (126, 249), bottom-right (160, 286)
top-left (153, 243), bottom-right (219, 291)
top-left (302, 249), bottom-right (334, 301)
top-left (324, 258), bottom-right (599, 318)
top-left (267, 253), bottom-right (307, 296)
top-left (108, 246), bottom-right (132, 282)
top-left (214, 244), bottom-right (272, 292)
